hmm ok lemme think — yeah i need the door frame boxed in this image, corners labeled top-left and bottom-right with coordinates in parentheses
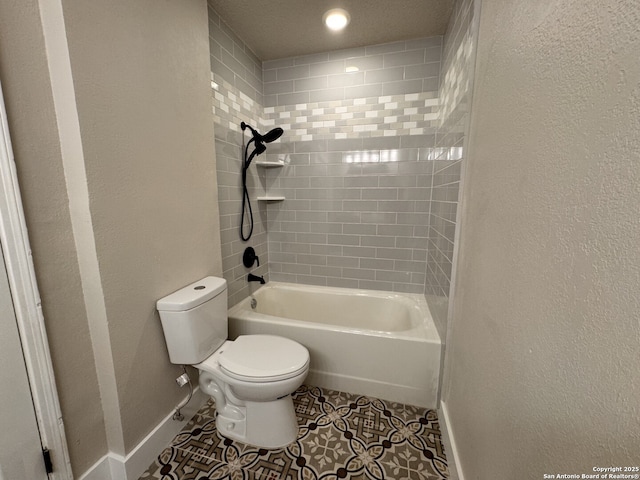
top-left (0, 81), bottom-right (73, 479)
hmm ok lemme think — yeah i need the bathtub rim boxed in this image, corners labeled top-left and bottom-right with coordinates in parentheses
top-left (229, 281), bottom-right (441, 344)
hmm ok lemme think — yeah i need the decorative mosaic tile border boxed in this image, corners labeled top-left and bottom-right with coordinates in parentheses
top-left (138, 385), bottom-right (449, 480)
top-left (212, 74), bottom-right (441, 142)
top-left (261, 93), bottom-right (439, 142)
top-left (211, 75), bottom-right (261, 134)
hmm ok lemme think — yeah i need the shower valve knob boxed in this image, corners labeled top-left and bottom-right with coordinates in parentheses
top-left (243, 247), bottom-right (259, 268)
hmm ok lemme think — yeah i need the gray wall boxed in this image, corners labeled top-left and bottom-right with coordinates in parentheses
top-left (443, 0), bottom-right (640, 476)
top-left (2, 0), bottom-right (222, 473)
top-left (61, 0), bottom-right (222, 455)
top-left (0, 0), bottom-right (108, 473)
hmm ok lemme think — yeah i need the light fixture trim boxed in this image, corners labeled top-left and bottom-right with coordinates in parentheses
top-left (323, 8), bottom-right (350, 31)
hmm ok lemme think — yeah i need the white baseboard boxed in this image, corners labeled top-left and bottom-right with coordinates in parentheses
top-left (79, 388), bottom-right (208, 480)
top-left (439, 401), bottom-right (464, 480)
top-left (77, 455), bottom-right (118, 480)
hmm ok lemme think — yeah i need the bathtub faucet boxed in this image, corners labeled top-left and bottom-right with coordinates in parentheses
top-left (247, 273), bottom-right (265, 284)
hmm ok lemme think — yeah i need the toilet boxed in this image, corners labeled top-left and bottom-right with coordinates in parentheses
top-left (156, 276), bottom-right (309, 448)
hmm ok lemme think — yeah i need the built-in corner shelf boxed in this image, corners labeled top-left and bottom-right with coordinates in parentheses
top-left (255, 160), bottom-right (284, 168)
top-left (257, 196), bottom-right (285, 202)
top-left (256, 159), bottom-right (285, 202)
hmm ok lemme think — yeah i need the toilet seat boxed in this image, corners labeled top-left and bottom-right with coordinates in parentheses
top-left (217, 335), bottom-right (309, 383)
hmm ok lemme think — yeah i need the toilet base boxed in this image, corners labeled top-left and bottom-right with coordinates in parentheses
top-left (216, 395), bottom-right (299, 448)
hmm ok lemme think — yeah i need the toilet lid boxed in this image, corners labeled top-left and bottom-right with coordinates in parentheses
top-left (219, 335), bottom-right (309, 381)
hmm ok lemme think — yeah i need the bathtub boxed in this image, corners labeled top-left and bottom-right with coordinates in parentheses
top-left (228, 282), bottom-right (441, 408)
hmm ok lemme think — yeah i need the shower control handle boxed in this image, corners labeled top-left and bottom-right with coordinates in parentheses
top-left (242, 247), bottom-right (259, 268)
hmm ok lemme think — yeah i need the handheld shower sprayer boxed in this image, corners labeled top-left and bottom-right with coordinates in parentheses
top-left (240, 122), bottom-right (284, 241)
top-left (240, 122), bottom-right (283, 169)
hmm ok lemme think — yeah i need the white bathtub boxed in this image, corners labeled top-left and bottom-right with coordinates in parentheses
top-left (228, 282), bottom-right (441, 408)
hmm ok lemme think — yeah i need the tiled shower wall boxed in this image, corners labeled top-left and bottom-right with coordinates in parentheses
top-left (208, 3), bottom-right (268, 306)
top-left (263, 139), bottom-right (434, 293)
top-left (428, 0), bottom-right (478, 336)
top-left (261, 40), bottom-right (443, 293)
top-left (428, 0), bottom-right (476, 297)
top-left (208, 2), bottom-right (472, 304)
top-left (262, 38), bottom-right (441, 111)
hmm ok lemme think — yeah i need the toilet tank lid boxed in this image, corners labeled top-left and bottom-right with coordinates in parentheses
top-left (156, 276), bottom-right (227, 312)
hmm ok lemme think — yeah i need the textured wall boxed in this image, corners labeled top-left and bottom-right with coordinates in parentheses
top-left (0, 0), bottom-right (108, 474)
top-left (3, 0), bottom-right (223, 472)
top-left (444, 0), bottom-right (640, 476)
top-left (61, 0), bottom-right (222, 455)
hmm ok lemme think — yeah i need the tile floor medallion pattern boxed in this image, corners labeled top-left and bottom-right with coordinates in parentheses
top-left (139, 385), bottom-right (448, 480)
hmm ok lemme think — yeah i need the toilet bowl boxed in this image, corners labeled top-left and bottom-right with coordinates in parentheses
top-left (197, 336), bottom-right (309, 447)
top-left (156, 277), bottom-right (309, 448)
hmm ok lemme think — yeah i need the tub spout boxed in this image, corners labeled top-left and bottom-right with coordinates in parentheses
top-left (248, 273), bottom-right (265, 284)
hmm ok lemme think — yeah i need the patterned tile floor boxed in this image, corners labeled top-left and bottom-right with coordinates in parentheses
top-left (139, 385), bottom-right (448, 480)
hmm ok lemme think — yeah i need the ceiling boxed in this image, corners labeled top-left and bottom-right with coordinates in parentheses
top-left (209, 0), bottom-right (455, 61)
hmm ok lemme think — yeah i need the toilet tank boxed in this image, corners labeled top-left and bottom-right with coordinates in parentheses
top-left (156, 276), bottom-right (228, 365)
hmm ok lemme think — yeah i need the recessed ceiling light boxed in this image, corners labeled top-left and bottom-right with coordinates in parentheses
top-left (323, 8), bottom-right (350, 31)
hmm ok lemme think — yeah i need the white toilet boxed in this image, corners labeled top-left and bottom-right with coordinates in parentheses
top-left (156, 276), bottom-right (309, 448)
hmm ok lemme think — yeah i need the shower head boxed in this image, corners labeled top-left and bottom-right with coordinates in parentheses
top-left (261, 127), bottom-right (284, 143)
top-left (241, 122), bottom-right (283, 144)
